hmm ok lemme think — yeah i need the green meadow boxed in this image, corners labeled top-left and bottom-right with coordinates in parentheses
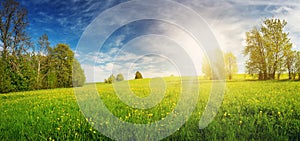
top-left (1, 77), bottom-right (300, 140)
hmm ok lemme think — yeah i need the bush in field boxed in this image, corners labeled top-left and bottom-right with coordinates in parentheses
top-left (116, 73), bottom-right (124, 82)
top-left (105, 74), bottom-right (115, 84)
top-left (135, 71), bottom-right (143, 79)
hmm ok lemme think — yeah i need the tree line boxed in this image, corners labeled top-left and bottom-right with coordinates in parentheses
top-left (0, 0), bottom-right (85, 93)
top-left (104, 71), bottom-right (143, 84)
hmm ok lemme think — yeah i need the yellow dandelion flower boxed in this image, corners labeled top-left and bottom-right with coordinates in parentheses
top-left (148, 113), bottom-right (154, 117)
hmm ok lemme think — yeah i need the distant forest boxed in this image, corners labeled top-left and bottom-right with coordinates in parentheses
top-left (0, 0), bottom-right (85, 93)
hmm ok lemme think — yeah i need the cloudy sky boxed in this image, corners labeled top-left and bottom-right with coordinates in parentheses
top-left (20, 0), bottom-right (300, 82)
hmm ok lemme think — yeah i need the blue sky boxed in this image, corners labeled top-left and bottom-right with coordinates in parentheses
top-left (19, 0), bottom-right (300, 82)
top-left (20, 0), bottom-right (128, 48)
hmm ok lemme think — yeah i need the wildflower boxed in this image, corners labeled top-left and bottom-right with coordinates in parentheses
top-left (148, 113), bottom-right (154, 117)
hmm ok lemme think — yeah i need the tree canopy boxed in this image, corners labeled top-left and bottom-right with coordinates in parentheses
top-left (244, 18), bottom-right (296, 80)
top-left (135, 71), bottom-right (143, 79)
top-left (116, 73), bottom-right (124, 82)
top-left (224, 52), bottom-right (238, 80)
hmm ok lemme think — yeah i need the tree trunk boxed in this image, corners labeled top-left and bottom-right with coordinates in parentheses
top-left (263, 71), bottom-right (268, 80)
top-left (259, 71), bottom-right (263, 80)
top-left (270, 71), bottom-right (276, 80)
top-left (293, 73), bottom-right (296, 80)
top-left (37, 60), bottom-right (40, 88)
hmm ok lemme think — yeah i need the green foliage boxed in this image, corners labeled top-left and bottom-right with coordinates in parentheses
top-left (34, 34), bottom-right (51, 89)
top-left (224, 52), bottom-right (238, 80)
top-left (0, 1), bottom-right (86, 93)
top-left (0, 42), bottom-right (86, 93)
top-left (296, 52), bottom-right (300, 80)
top-left (72, 59), bottom-right (86, 87)
top-left (1, 79), bottom-right (300, 140)
top-left (244, 18), bottom-right (293, 80)
top-left (116, 73), bottom-right (124, 82)
top-left (52, 44), bottom-right (75, 88)
top-left (0, 0), bottom-right (31, 93)
top-left (202, 57), bottom-right (212, 79)
top-left (135, 71), bottom-right (143, 79)
top-left (105, 74), bottom-right (116, 84)
top-left (0, 56), bottom-right (14, 93)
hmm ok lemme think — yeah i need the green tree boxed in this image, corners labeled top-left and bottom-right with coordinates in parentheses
top-left (34, 34), bottom-right (50, 89)
top-left (72, 59), bottom-right (86, 87)
top-left (0, 56), bottom-right (14, 92)
top-left (135, 71), bottom-right (143, 79)
top-left (286, 50), bottom-right (297, 79)
top-left (202, 57), bottom-right (212, 80)
top-left (244, 18), bottom-right (293, 80)
top-left (0, 0), bottom-right (32, 93)
top-left (44, 46), bottom-right (58, 89)
top-left (295, 51), bottom-right (300, 80)
top-left (244, 27), bottom-right (267, 80)
top-left (116, 73), bottom-right (124, 82)
top-left (107, 74), bottom-right (116, 84)
top-left (224, 52), bottom-right (238, 80)
top-left (52, 44), bottom-right (74, 88)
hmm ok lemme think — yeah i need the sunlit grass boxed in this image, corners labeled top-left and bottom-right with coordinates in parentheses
top-left (1, 78), bottom-right (300, 140)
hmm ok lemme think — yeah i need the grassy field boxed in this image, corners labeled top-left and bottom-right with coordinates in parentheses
top-left (1, 77), bottom-right (300, 140)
